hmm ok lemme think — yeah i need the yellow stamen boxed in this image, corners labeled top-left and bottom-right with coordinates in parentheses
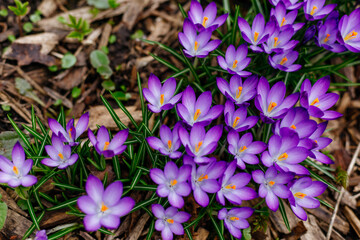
top-left (160, 94), bottom-right (164, 105)
top-left (239, 146), bottom-right (247, 152)
top-left (167, 140), bottom-right (172, 149)
top-left (230, 216), bottom-right (240, 221)
top-left (280, 17), bottom-right (286, 27)
top-left (101, 202), bottom-right (109, 212)
top-left (167, 219), bottom-right (174, 224)
top-left (344, 30), bottom-right (358, 41)
top-left (232, 60), bottom-right (238, 69)
top-left (314, 140), bottom-right (318, 144)
top-left (197, 174), bottom-right (208, 182)
top-left (225, 184), bottom-right (236, 190)
top-left (310, 6), bottom-right (318, 15)
top-left (324, 34), bottom-right (331, 43)
top-left (103, 141), bottom-right (110, 150)
top-left (279, 57), bottom-right (288, 65)
top-left (202, 17), bottom-right (209, 27)
top-left (310, 98), bottom-right (319, 106)
top-left (254, 32), bottom-right (259, 42)
top-left (195, 141), bottom-right (203, 153)
top-left (194, 41), bottom-right (199, 51)
top-left (170, 179), bottom-right (177, 186)
top-left (273, 37), bottom-right (280, 47)
top-left (13, 166), bottom-right (19, 175)
top-left (294, 192), bottom-right (307, 199)
top-left (232, 117), bottom-right (241, 128)
top-left (290, 124), bottom-right (296, 130)
top-left (236, 86), bottom-right (243, 99)
top-left (269, 181), bottom-right (275, 186)
top-left (194, 109), bottom-right (201, 121)
top-left (69, 128), bottom-right (73, 139)
top-left (58, 153), bottom-right (64, 159)
top-left (278, 152), bottom-right (288, 161)
top-left (267, 102), bottom-right (277, 112)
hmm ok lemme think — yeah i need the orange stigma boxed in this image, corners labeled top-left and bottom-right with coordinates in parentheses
top-left (194, 41), bottom-right (199, 51)
top-left (195, 141), bottom-right (203, 153)
top-left (239, 146), bottom-right (247, 152)
top-left (279, 57), bottom-right (288, 65)
top-left (167, 140), bottom-right (172, 149)
top-left (269, 181), bottom-right (275, 186)
top-left (12, 166), bottom-right (19, 175)
top-left (194, 109), bottom-right (201, 121)
top-left (58, 153), bottom-right (64, 159)
top-left (197, 174), bottom-right (208, 182)
top-left (310, 98), bottom-right (319, 106)
top-left (254, 32), bottom-right (259, 42)
top-left (225, 184), bottom-right (236, 190)
top-left (344, 30), bottom-right (358, 41)
top-left (230, 216), bottom-right (240, 221)
top-left (103, 141), bottom-right (110, 150)
top-left (170, 179), bottom-right (177, 186)
top-left (101, 202), bottom-right (109, 212)
top-left (294, 192), bottom-right (307, 199)
top-left (69, 128), bottom-right (73, 139)
top-left (290, 124), bottom-right (296, 130)
top-left (236, 86), bottom-right (243, 99)
top-left (167, 219), bottom-right (174, 224)
top-left (310, 6), bottom-right (318, 15)
top-left (232, 60), bottom-right (238, 69)
top-left (160, 94), bottom-right (164, 105)
top-left (202, 17), bottom-right (209, 27)
top-left (278, 152), bottom-right (288, 161)
top-left (267, 102), bottom-right (277, 112)
top-left (324, 34), bottom-right (330, 43)
top-left (273, 37), bottom-right (280, 47)
top-left (232, 117), bottom-right (241, 128)
top-left (280, 17), bottom-right (286, 27)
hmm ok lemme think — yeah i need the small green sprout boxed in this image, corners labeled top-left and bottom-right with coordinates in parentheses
top-left (58, 15), bottom-right (93, 41)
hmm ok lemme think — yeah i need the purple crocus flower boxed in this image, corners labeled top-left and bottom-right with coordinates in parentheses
top-left (179, 19), bottom-right (221, 58)
top-left (218, 207), bottom-right (254, 239)
top-left (146, 123), bottom-right (182, 159)
top-left (262, 26), bottom-right (299, 54)
top-left (270, 2), bottom-right (304, 32)
top-left (142, 74), bottom-right (182, 113)
top-left (217, 44), bottom-right (251, 77)
top-left (41, 135), bottom-right (78, 169)
top-left (150, 161), bottom-right (191, 208)
top-left (48, 112), bottom-right (89, 146)
top-left (338, 8), bottom-right (360, 52)
top-left (238, 13), bottom-right (275, 52)
top-left (261, 129), bottom-right (310, 175)
top-left (300, 76), bottom-right (342, 120)
top-left (224, 101), bottom-right (258, 132)
top-left (252, 167), bottom-right (294, 211)
top-left (299, 122), bottom-right (334, 164)
top-left (217, 161), bottom-right (257, 205)
top-left (217, 75), bottom-right (258, 106)
top-left (304, 0), bottom-right (336, 21)
top-left (34, 230), bottom-right (47, 240)
top-left (268, 50), bottom-right (301, 72)
top-left (303, 25), bottom-right (317, 43)
top-left (255, 77), bottom-right (299, 123)
top-left (184, 157), bottom-right (226, 207)
top-left (227, 131), bottom-right (267, 169)
top-left (179, 124), bottom-right (222, 165)
top-left (268, 0), bottom-right (303, 10)
top-left (315, 18), bottom-right (346, 53)
top-left (152, 204), bottom-right (190, 240)
top-left (177, 86), bottom-right (224, 127)
top-left (0, 142), bottom-right (37, 188)
top-left (273, 107), bottom-right (317, 139)
top-left (77, 175), bottom-right (135, 232)
top-left (88, 126), bottom-right (128, 158)
top-left (288, 177), bottom-right (327, 220)
top-left (188, 1), bottom-right (228, 32)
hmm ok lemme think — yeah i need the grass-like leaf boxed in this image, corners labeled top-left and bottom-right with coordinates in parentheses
top-left (278, 199), bottom-right (291, 232)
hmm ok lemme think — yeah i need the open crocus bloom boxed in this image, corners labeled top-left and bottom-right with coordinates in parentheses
top-left (188, 1), bottom-right (228, 32)
top-left (77, 175), bottom-right (135, 232)
top-left (268, 50), bottom-right (301, 72)
top-left (0, 142), bottom-right (37, 188)
top-left (288, 177), bottom-right (327, 220)
top-left (263, 26), bottom-right (298, 54)
top-left (268, 0), bottom-right (303, 10)
top-left (48, 112), bottom-right (89, 146)
top-left (142, 74), bottom-right (182, 113)
top-left (179, 19), bottom-right (221, 58)
top-left (338, 8), bottom-right (360, 52)
top-left (316, 17), bottom-right (346, 53)
top-left (270, 2), bottom-right (304, 32)
top-left (217, 44), bottom-right (251, 77)
top-left (304, 0), bottom-right (336, 21)
top-left (224, 100), bottom-right (259, 132)
top-left (218, 207), bottom-right (254, 239)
